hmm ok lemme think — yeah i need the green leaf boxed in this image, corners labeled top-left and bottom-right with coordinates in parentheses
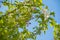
top-left (45, 6), bottom-right (48, 9)
top-left (50, 12), bottom-right (55, 17)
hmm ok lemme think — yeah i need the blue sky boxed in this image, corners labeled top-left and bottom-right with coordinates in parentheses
top-left (27, 0), bottom-right (60, 40)
top-left (36, 0), bottom-right (60, 40)
top-left (0, 0), bottom-right (60, 40)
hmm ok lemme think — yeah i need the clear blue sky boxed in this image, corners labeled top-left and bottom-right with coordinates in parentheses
top-left (0, 0), bottom-right (60, 40)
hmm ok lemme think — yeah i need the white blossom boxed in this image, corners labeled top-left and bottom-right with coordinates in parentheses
top-left (42, 8), bottom-right (50, 20)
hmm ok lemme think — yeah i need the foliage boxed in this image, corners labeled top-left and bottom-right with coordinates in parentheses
top-left (0, 0), bottom-right (60, 40)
